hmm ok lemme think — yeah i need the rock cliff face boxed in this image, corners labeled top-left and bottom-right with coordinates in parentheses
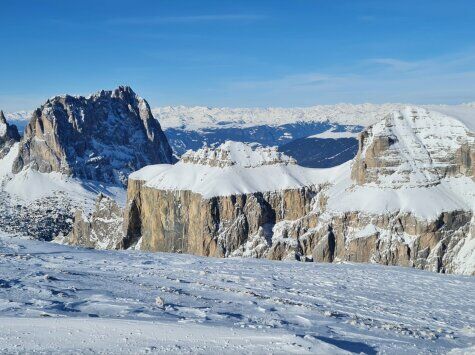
top-left (265, 208), bottom-right (474, 274)
top-left (124, 177), bottom-right (317, 256)
top-left (0, 86), bottom-right (171, 241)
top-left (70, 108), bottom-right (475, 275)
top-left (0, 110), bottom-right (21, 158)
top-left (65, 194), bottom-right (125, 249)
top-left (12, 86), bottom-right (174, 185)
top-left (122, 142), bottom-right (324, 256)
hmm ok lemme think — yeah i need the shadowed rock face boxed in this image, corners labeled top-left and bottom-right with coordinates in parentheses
top-left (0, 110), bottom-right (21, 158)
top-left (12, 86), bottom-right (174, 185)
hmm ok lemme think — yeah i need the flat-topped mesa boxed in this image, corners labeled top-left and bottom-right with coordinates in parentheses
top-left (181, 141), bottom-right (296, 168)
top-left (351, 106), bottom-right (475, 187)
top-left (0, 110), bottom-right (21, 158)
top-left (123, 141), bottom-right (343, 256)
top-left (129, 141), bottom-right (338, 199)
top-left (12, 86), bottom-right (174, 185)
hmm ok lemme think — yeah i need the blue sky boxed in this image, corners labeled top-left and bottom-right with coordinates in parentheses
top-left (1, 0), bottom-right (475, 111)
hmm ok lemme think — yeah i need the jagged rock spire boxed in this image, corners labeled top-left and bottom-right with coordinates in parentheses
top-left (0, 109), bottom-right (21, 158)
top-left (0, 110), bottom-right (7, 124)
top-left (12, 87), bottom-right (174, 185)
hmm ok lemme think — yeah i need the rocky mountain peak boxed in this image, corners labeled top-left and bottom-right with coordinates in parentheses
top-left (12, 87), bottom-right (174, 185)
top-left (0, 110), bottom-right (21, 158)
top-left (0, 110), bottom-right (6, 124)
top-left (181, 141), bottom-right (296, 168)
top-left (351, 106), bottom-right (474, 188)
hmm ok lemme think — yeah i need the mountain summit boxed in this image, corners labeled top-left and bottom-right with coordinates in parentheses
top-left (0, 110), bottom-right (21, 158)
top-left (12, 86), bottom-right (174, 185)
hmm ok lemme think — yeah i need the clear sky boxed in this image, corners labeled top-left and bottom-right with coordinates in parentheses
top-left (1, 0), bottom-right (475, 111)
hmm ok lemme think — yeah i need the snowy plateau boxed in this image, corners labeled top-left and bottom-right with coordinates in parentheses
top-left (1, 96), bottom-right (475, 354)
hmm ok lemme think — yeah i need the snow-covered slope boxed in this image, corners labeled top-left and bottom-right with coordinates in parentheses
top-left (428, 104), bottom-right (475, 132)
top-left (0, 141), bottom-right (125, 239)
top-left (0, 234), bottom-right (474, 354)
top-left (352, 107), bottom-right (474, 188)
top-left (130, 141), bottom-right (345, 198)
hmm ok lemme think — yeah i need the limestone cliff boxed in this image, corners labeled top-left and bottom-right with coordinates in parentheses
top-left (122, 142), bottom-right (325, 255)
top-left (351, 107), bottom-right (474, 186)
top-left (12, 86), bottom-right (174, 185)
top-left (124, 177), bottom-right (317, 256)
top-left (65, 194), bottom-right (124, 250)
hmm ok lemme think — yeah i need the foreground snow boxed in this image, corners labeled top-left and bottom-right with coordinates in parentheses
top-left (0, 235), bottom-right (474, 354)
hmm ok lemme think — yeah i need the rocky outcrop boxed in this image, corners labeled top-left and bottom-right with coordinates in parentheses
top-left (180, 142), bottom-right (296, 167)
top-left (0, 110), bottom-right (20, 158)
top-left (64, 194), bottom-right (125, 249)
top-left (264, 208), bottom-right (474, 274)
top-left (12, 86), bottom-right (174, 185)
top-left (124, 168), bottom-right (318, 256)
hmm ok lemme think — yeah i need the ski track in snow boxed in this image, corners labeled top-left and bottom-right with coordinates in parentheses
top-left (0, 234), bottom-right (474, 354)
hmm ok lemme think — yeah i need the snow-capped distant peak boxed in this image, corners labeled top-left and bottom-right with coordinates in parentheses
top-left (181, 141), bottom-right (296, 168)
top-left (4, 110), bottom-right (32, 122)
top-left (151, 103), bottom-right (406, 130)
top-left (308, 130), bottom-right (359, 139)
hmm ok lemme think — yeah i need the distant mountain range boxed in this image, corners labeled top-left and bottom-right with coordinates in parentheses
top-left (7, 104), bottom-right (473, 166)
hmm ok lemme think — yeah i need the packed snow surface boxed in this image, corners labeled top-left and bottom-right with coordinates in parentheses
top-left (327, 165), bottom-right (475, 219)
top-left (0, 234), bottom-right (474, 354)
top-left (131, 162), bottom-right (346, 199)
